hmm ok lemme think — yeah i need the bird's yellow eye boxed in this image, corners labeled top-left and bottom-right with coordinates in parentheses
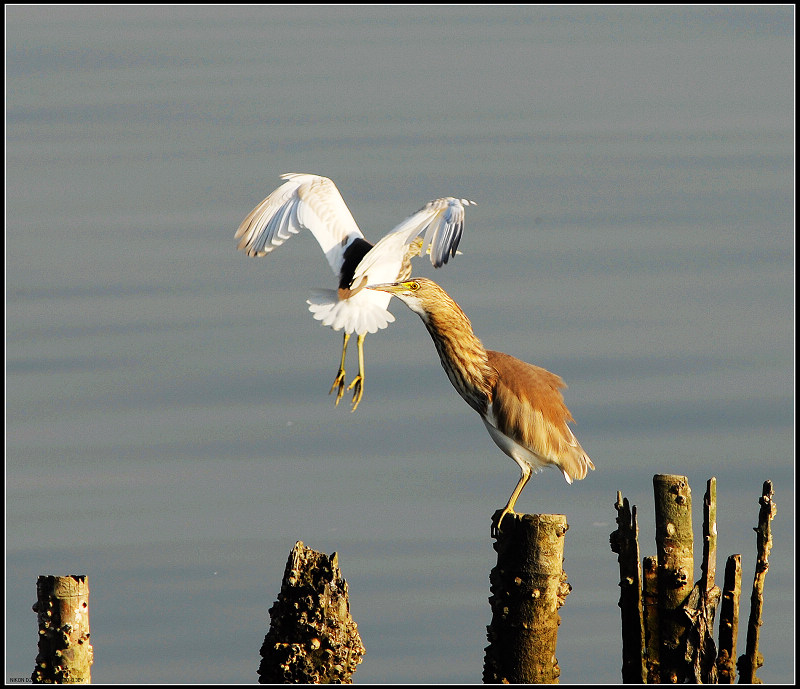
top-left (408, 280), bottom-right (420, 292)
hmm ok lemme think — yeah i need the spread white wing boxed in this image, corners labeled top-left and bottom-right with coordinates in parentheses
top-left (234, 173), bottom-right (363, 275)
top-left (350, 196), bottom-right (476, 289)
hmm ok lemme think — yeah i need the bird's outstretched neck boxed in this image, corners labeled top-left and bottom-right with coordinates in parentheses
top-left (419, 290), bottom-right (495, 415)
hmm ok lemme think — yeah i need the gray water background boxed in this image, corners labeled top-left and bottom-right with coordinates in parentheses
top-left (6, 6), bottom-right (794, 684)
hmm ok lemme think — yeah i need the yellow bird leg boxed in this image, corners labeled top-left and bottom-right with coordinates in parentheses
top-left (492, 467), bottom-right (531, 537)
top-left (346, 333), bottom-right (366, 412)
top-left (329, 332), bottom-right (350, 406)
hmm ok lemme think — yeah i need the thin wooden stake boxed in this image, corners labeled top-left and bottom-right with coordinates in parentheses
top-left (642, 556), bottom-right (661, 683)
top-left (716, 554), bottom-right (742, 683)
top-left (684, 478), bottom-right (721, 683)
top-left (610, 492), bottom-right (647, 683)
top-left (484, 512), bottom-right (570, 684)
top-left (31, 575), bottom-right (93, 684)
top-left (737, 480), bottom-right (777, 683)
top-left (701, 477), bottom-right (718, 593)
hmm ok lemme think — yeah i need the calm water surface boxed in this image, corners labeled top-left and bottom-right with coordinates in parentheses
top-left (6, 6), bottom-right (794, 683)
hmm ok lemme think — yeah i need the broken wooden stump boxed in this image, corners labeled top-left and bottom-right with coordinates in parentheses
top-left (610, 493), bottom-right (647, 683)
top-left (31, 575), bottom-right (93, 684)
top-left (258, 541), bottom-right (365, 684)
top-left (484, 512), bottom-right (571, 684)
top-left (653, 474), bottom-right (695, 683)
top-left (716, 554), bottom-right (742, 683)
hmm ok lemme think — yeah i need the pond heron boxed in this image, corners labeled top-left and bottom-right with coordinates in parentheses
top-left (368, 277), bottom-right (594, 532)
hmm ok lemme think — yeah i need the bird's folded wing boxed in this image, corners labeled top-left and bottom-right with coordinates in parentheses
top-left (235, 173), bottom-right (363, 275)
top-left (307, 289), bottom-right (395, 334)
top-left (488, 351), bottom-right (594, 483)
top-left (350, 197), bottom-right (475, 287)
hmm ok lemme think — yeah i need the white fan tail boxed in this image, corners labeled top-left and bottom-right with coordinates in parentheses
top-left (306, 288), bottom-right (395, 335)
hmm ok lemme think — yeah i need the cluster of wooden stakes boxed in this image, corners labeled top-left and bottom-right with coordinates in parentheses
top-left (32, 474), bottom-right (776, 684)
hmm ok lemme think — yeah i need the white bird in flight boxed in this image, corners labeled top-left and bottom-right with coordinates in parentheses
top-left (235, 173), bottom-right (475, 411)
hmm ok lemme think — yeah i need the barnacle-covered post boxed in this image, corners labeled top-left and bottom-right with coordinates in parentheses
top-left (258, 541), bottom-right (365, 683)
top-left (484, 512), bottom-right (571, 684)
top-left (737, 480), bottom-right (776, 684)
top-left (653, 474), bottom-right (694, 683)
top-left (31, 575), bottom-right (93, 684)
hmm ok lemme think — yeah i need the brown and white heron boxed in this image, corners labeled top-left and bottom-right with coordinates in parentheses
top-left (368, 277), bottom-right (594, 531)
top-left (235, 174), bottom-right (475, 411)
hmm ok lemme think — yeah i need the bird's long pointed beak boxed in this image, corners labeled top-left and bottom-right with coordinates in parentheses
top-left (366, 282), bottom-right (402, 293)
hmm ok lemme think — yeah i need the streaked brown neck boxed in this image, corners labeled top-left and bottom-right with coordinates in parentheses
top-left (421, 293), bottom-right (495, 414)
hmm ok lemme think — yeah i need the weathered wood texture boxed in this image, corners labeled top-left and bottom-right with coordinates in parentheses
top-left (716, 554), bottom-right (742, 683)
top-left (31, 575), bottom-right (93, 684)
top-left (484, 512), bottom-right (570, 684)
top-left (258, 541), bottom-right (365, 684)
top-left (737, 480), bottom-right (777, 684)
top-left (642, 555), bottom-right (661, 683)
top-left (610, 492), bottom-right (647, 683)
top-left (653, 473), bottom-right (695, 683)
top-left (684, 478), bottom-right (721, 683)
top-left (613, 476), bottom-right (776, 685)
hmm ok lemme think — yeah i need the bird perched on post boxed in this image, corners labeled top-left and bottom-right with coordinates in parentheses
top-left (235, 173), bottom-right (475, 411)
top-left (368, 277), bottom-right (594, 532)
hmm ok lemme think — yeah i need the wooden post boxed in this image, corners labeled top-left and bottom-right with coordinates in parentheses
top-left (684, 478), bottom-right (721, 683)
top-left (652, 474), bottom-right (694, 683)
top-left (641, 555), bottom-right (661, 682)
top-left (258, 541), bottom-right (365, 683)
top-left (484, 512), bottom-right (570, 684)
top-left (613, 476), bottom-right (776, 684)
top-left (716, 554), bottom-right (742, 683)
top-left (31, 575), bottom-right (93, 684)
top-left (701, 478), bottom-right (718, 593)
top-left (609, 492), bottom-right (647, 683)
top-left (737, 480), bottom-right (776, 683)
